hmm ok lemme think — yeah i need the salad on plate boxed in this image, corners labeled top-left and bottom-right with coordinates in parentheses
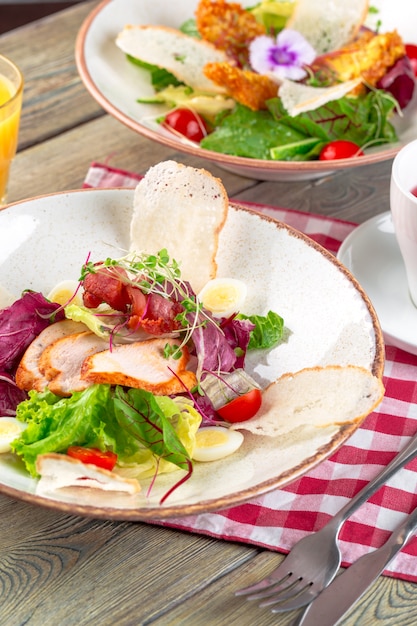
top-left (0, 161), bottom-right (384, 506)
top-left (115, 0), bottom-right (417, 162)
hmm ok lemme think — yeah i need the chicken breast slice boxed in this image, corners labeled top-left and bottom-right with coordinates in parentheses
top-left (39, 331), bottom-right (109, 397)
top-left (81, 337), bottom-right (197, 395)
top-left (15, 319), bottom-right (88, 392)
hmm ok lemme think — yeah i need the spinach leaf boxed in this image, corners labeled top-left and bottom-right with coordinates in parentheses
top-left (200, 103), bottom-right (308, 159)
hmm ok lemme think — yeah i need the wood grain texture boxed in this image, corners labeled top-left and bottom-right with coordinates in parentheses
top-left (0, 493), bottom-right (258, 626)
top-left (1, 3), bottom-right (416, 626)
top-left (6, 115), bottom-right (257, 203)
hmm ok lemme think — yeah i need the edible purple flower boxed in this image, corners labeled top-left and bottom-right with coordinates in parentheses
top-left (249, 29), bottom-right (316, 81)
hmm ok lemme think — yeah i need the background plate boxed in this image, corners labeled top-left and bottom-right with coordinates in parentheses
top-left (338, 211), bottom-right (417, 355)
top-left (75, 0), bottom-right (417, 182)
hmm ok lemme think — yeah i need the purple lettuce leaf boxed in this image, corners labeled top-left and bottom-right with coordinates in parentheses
top-left (190, 313), bottom-right (255, 374)
top-left (377, 56), bottom-right (416, 110)
top-left (0, 291), bottom-right (65, 373)
top-left (192, 318), bottom-right (237, 373)
top-left (0, 372), bottom-right (28, 416)
top-left (221, 316), bottom-right (255, 369)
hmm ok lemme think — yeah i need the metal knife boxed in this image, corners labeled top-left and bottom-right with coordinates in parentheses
top-left (297, 505), bottom-right (417, 626)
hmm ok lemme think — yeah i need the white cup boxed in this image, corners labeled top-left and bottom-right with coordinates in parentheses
top-left (390, 139), bottom-right (417, 307)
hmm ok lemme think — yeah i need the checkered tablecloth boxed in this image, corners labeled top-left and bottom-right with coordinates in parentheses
top-left (84, 161), bottom-right (417, 583)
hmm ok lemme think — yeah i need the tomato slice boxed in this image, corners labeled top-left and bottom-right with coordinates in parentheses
top-left (319, 140), bottom-right (364, 161)
top-left (405, 44), bottom-right (417, 77)
top-left (67, 446), bottom-right (118, 471)
top-left (217, 388), bottom-right (262, 423)
top-left (163, 108), bottom-right (209, 143)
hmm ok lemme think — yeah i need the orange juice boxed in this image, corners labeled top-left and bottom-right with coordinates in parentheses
top-left (0, 57), bottom-right (23, 205)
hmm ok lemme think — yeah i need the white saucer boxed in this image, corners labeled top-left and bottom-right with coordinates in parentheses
top-left (338, 212), bottom-right (417, 355)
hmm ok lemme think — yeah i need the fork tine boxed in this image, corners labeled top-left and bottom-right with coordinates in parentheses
top-left (235, 566), bottom-right (292, 596)
top-left (243, 576), bottom-right (301, 601)
top-left (270, 586), bottom-right (321, 613)
top-left (258, 581), bottom-right (312, 607)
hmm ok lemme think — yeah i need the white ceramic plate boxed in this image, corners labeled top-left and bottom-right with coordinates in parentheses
top-left (0, 188), bottom-right (384, 520)
top-left (75, 0), bottom-right (417, 182)
top-left (338, 211), bottom-right (417, 355)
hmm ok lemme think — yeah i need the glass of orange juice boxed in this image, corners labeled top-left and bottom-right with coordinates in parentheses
top-left (0, 55), bottom-right (23, 206)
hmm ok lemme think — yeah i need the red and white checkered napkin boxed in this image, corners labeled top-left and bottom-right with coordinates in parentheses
top-left (85, 162), bottom-right (417, 582)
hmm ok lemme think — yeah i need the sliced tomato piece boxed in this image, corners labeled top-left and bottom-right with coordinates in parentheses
top-left (163, 108), bottom-right (209, 143)
top-left (217, 388), bottom-right (262, 423)
top-left (67, 446), bottom-right (117, 471)
top-left (319, 140), bottom-right (364, 161)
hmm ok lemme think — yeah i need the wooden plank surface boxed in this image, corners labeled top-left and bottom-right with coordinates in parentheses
top-left (0, 2), bottom-right (415, 626)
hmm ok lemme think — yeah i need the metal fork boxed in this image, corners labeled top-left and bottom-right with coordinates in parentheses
top-left (235, 431), bottom-right (417, 613)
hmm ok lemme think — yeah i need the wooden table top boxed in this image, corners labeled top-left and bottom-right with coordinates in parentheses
top-left (0, 3), bottom-right (412, 625)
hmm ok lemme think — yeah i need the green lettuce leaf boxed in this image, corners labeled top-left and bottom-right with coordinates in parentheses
top-left (12, 385), bottom-right (131, 476)
top-left (12, 385), bottom-right (201, 484)
top-left (238, 310), bottom-right (284, 350)
top-left (179, 18), bottom-right (201, 38)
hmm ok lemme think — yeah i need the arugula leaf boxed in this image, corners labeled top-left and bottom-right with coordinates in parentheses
top-left (267, 90), bottom-right (398, 148)
top-left (200, 103), bottom-right (308, 159)
top-left (237, 310), bottom-right (284, 350)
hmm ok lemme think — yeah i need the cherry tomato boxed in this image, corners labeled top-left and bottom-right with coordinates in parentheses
top-left (319, 140), bottom-right (364, 161)
top-left (67, 446), bottom-right (118, 471)
top-left (405, 44), bottom-right (417, 77)
top-left (217, 388), bottom-right (262, 423)
top-left (163, 108), bottom-right (209, 142)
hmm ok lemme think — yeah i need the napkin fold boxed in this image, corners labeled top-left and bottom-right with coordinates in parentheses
top-left (84, 162), bottom-right (417, 583)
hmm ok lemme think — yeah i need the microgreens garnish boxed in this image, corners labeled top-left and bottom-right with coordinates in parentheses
top-left (163, 343), bottom-right (182, 360)
top-left (80, 249), bottom-right (218, 352)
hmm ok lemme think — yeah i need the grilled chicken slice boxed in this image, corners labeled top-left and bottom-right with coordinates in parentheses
top-left (15, 319), bottom-right (88, 392)
top-left (81, 337), bottom-right (197, 395)
top-left (39, 331), bottom-right (109, 396)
